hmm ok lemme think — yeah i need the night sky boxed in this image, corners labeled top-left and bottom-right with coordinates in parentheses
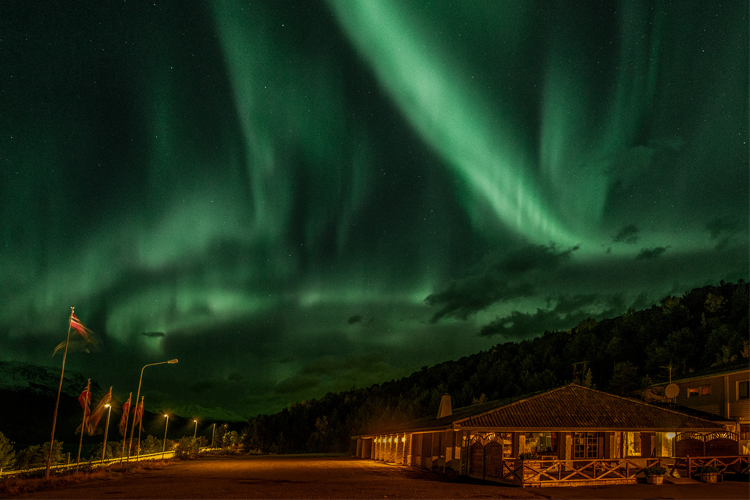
top-left (1, 1), bottom-right (747, 419)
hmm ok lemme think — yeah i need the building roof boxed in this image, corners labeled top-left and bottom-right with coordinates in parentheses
top-left (357, 384), bottom-right (725, 438)
top-left (456, 384), bottom-right (725, 432)
top-left (650, 361), bottom-right (749, 387)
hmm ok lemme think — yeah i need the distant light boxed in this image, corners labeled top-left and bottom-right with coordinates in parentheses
top-left (105, 404), bottom-right (110, 408)
top-left (666, 432), bottom-right (676, 439)
top-left (401, 437), bottom-right (406, 443)
top-left (164, 414), bottom-right (169, 417)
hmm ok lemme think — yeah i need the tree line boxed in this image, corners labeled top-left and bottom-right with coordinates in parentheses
top-left (242, 280), bottom-right (749, 454)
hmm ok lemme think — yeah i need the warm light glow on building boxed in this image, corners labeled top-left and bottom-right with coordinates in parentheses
top-left (666, 432), bottom-right (676, 439)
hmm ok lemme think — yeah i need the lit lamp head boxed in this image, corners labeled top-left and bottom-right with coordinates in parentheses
top-left (164, 414), bottom-right (169, 418)
top-left (105, 404), bottom-right (110, 408)
top-left (666, 432), bottom-right (676, 439)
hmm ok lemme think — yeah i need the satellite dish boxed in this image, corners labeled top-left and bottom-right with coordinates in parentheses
top-left (665, 384), bottom-right (679, 399)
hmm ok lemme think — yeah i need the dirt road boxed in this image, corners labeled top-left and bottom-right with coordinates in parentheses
top-left (14, 455), bottom-right (749, 499)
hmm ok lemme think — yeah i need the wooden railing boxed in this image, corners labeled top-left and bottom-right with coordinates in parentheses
top-left (673, 455), bottom-right (750, 477)
top-left (469, 457), bottom-right (669, 487)
top-left (467, 455), bottom-right (750, 487)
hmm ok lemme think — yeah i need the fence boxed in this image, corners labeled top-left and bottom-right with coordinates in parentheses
top-left (468, 456), bottom-right (669, 487)
top-left (671, 455), bottom-right (750, 477)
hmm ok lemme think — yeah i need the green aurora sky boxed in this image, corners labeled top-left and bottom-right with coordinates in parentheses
top-left (1, 0), bottom-right (748, 418)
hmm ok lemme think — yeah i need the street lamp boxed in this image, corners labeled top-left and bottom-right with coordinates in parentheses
top-left (101, 403), bottom-right (112, 464)
top-left (211, 423), bottom-right (216, 449)
top-left (193, 420), bottom-right (198, 440)
top-left (162, 414), bottom-right (169, 460)
top-left (127, 359), bottom-right (178, 460)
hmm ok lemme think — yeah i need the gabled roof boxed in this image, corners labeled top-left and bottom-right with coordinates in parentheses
top-left (455, 384), bottom-right (724, 432)
top-left (357, 384), bottom-right (725, 437)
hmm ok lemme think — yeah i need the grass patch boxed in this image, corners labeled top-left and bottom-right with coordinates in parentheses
top-left (0, 459), bottom-right (173, 497)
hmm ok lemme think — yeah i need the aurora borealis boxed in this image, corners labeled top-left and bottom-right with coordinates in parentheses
top-left (1, 1), bottom-right (747, 418)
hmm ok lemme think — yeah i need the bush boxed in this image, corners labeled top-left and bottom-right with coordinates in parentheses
top-left (696, 465), bottom-right (719, 474)
top-left (174, 437), bottom-right (200, 460)
top-left (15, 441), bottom-right (63, 470)
top-left (0, 432), bottom-right (15, 473)
top-left (643, 465), bottom-right (667, 476)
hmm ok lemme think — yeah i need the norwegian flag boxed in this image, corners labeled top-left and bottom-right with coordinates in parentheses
top-left (119, 394), bottom-right (132, 436)
top-left (69, 313), bottom-right (92, 342)
top-left (87, 388), bottom-right (112, 435)
top-left (76, 382), bottom-right (91, 434)
top-left (134, 397), bottom-right (144, 426)
top-left (53, 311), bottom-right (96, 356)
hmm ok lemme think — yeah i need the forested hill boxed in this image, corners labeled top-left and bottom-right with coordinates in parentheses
top-left (243, 280), bottom-right (749, 454)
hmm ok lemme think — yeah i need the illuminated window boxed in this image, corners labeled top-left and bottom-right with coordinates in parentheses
top-left (687, 388), bottom-right (700, 398)
top-left (531, 432), bottom-right (557, 454)
top-left (625, 432), bottom-right (641, 457)
top-left (739, 381), bottom-right (749, 399)
top-left (701, 386), bottom-right (711, 396)
top-left (573, 432), bottom-right (598, 459)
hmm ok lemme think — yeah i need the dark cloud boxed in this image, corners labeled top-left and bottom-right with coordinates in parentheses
top-left (705, 218), bottom-right (744, 250)
top-left (425, 244), bottom-right (579, 322)
top-left (635, 247), bottom-right (668, 260)
top-left (479, 294), bottom-right (625, 339)
top-left (347, 315), bottom-right (363, 325)
top-left (613, 224), bottom-right (639, 244)
top-left (706, 218), bottom-right (741, 239)
top-left (274, 374), bottom-right (320, 394)
top-left (140, 331), bottom-right (165, 338)
top-left (190, 380), bottom-right (216, 394)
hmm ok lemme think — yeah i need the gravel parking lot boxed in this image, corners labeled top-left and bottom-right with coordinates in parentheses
top-left (13, 455), bottom-right (749, 499)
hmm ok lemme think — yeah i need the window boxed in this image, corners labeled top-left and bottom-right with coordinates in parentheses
top-left (573, 432), bottom-right (598, 459)
top-left (625, 432), bottom-right (641, 457)
top-left (740, 425), bottom-right (749, 441)
top-left (739, 381), bottom-right (749, 399)
top-left (687, 388), bottom-right (700, 398)
top-left (701, 386), bottom-right (711, 396)
top-left (524, 432), bottom-right (558, 455)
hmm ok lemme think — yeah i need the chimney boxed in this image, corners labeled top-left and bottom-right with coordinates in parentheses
top-left (437, 394), bottom-right (452, 418)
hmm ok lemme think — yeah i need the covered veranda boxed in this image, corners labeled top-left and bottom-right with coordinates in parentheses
top-left (354, 384), bottom-right (747, 487)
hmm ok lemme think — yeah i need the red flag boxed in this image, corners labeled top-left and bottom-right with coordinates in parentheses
top-left (119, 394), bottom-right (132, 436)
top-left (76, 381), bottom-right (91, 435)
top-left (134, 398), bottom-right (144, 426)
top-left (87, 388), bottom-right (112, 435)
top-left (69, 313), bottom-right (92, 342)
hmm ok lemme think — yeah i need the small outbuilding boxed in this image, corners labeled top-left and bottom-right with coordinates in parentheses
top-left (354, 384), bottom-right (745, 487)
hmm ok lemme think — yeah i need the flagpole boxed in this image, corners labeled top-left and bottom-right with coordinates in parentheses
top-left (101, 387), bottom-right (113, 464)
top-left (136, 397), bottom-right (144, 461)
top-left (45, 307), bottom-right (75, 480)
top-left (126, 359), bottom-right (178, 460)
top-left (76, 379), bottom-right (91, 471)
top-left (120, 392), bottom-right (131, 465)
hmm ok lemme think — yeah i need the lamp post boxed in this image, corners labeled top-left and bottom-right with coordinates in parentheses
top-left (162, 414), bottom-right (169, 460)
top-left (211, 423), bottom-right (216, 449)
top-left (127, 359), bottom-right (178, 460)
top-left (101, 403), bottom-right (112, 464)
top-left (193, 420), bottom-right (198, 440)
